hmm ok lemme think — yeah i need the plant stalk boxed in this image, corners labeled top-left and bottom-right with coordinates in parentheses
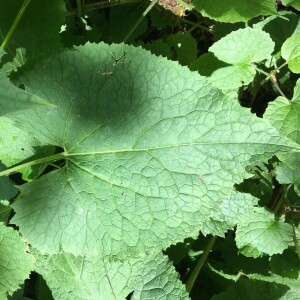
top-left (255, 66), bottom-right (288, 99)
top-left (293, 225), bottom-right (300, 260)
top-left (76, 0), bottom-right (83, 18)
top-left (0, 153), bottom-right (66, 177)
top-left (186, 235), bottom-right (217, 293)
top-left (0, 0), bottom-right (31, 50)
top-left (123, 0), bottom-right (159, 42)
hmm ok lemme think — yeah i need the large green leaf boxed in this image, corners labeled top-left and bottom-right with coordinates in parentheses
top-left (0, 223), bottom-right (33, 299)
top-left (6, 43), bottom-right (299, 258)
top-left (34, 251), bottom-right (189, 299)
top-left (192, 0), bottom-right (277, 23)
top-left (0, 0), bottom-right (66, 58)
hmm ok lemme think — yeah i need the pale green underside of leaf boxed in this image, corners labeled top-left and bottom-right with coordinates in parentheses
top-left (209, 64), bottom-right (255, 90)
top-left (281, 32), bottom-right (300, 73)
top-left (34, 251), bottom-right (189, 300)
top-left (235, 208), bottom-right (293, 258)
top-left (282, 0), bottom-right (300, 10)
top-left (0, 223), bottom-right (33, 299)
top-left (209, 28), bottom-right (275, 65)
top-left (203, 27), bottom-right (274, 90)
top-left (0, 73), bottom-right (54, 116)
top-left (264, 98), bottom-right (300, 144)
top-left (0, 0), bottom-right (66, 57)
top-left (9, 43), bottom-right (300, 257)
top-left (192, 0), bottom-right (278, 23)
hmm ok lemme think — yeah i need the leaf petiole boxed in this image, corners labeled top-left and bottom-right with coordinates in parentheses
top-left (0, 152), bottom-right (66, 177)
top-left (1, 0), bottom-right (32, 50)
top-left (185, 235), bottom-right (217, 293)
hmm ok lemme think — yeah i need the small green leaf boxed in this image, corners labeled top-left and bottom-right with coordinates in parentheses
top-left (276, 152), bottom-right (300, 195)
top-left (2, 48), bottom-right (27, 75)
top-left (209, 64), bottom-right (256, 90)
top-left (236, 208), bottom-right (293, 258)
top-left (281, 32), bottom-right (300, 73)
top-left (200, 27), bottom-right (274, 90)
top-left (265, 79), bottom-right (300, 194)
top-left (192, 0), bottom-right (277, 23)
top-left (34, 251), bottom-right (189, 299)
top-left (0, 223), bottom-right (33, 299)
top-left (254, 13), bottom-right (300, 53)
top-left (209, 27), bottom-right (275, 65)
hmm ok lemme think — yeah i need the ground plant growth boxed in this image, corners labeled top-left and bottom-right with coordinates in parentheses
top-left (0, 0), bottom-right (300, 299)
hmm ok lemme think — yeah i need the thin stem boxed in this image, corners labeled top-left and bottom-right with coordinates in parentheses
top-left (186, 235), bottom-right (217, 293)
top-left (181, 19), bottom-right (212, 33)
top-left (123, 0), bottom-right (159, 43)
top-left (0, 153), bottom-right (66, 177)
top-left (293, 225), bottom-right (300, 260)
top-left (0, 0), bottom-right (31, 50)
top-left (76, 0), bottom-right (83, 18)
top-left (255, 66), bottom-right (288, 99)
top-left (272, 62), bottom-right (288, 74)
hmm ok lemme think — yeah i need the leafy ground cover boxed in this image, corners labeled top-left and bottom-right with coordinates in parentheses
top-left (0, 0), bottom-right (299, 299)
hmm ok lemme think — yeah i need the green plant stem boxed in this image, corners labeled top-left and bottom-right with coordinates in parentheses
top-left (272, 62), bottom-right (288, 74)
top-left (186, 235), bottom-right (217, 293)
top-left (123, 0), bottom-right (158, 42)
top-left (293, 225), bottom-right (300, 260)
top-left (0, 153), bottom-right (66, 177)
top-left (182, 19), bottom-right (212, 33)
top-left (76, 0), bottom-right (83, 18)
top-left (0, 0), bottom-right (31, 50)
top-left (255, 66), bottom-right (287, 99)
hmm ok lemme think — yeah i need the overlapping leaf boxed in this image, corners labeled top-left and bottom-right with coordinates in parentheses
top-left (192, 0), bottom-right (277, 23)
top-left (281, 32), bottom-right (300, 73)
top-left (34, 251), bottom-right (189, 300)
top-left (7, 43), bottom-right (299, 259)
top-left (0, 223), bottom-right (33, 299)
top-left (235, 208), bottom-right (293, 258)
top-left (192, 28), bottom-right (275, 90)
top-left (265, 79), bottom-right (300, 195)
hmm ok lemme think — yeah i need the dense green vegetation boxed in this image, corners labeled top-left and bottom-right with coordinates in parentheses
top-left (0, 0), bottom-right (299, 299)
